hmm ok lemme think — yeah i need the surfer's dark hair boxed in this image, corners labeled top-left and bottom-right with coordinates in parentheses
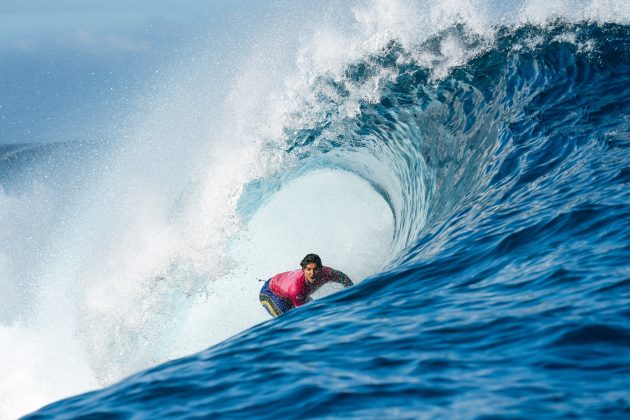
top-left (300, 254), bottom-right (322, 269)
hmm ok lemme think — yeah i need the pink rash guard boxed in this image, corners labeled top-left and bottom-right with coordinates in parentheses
top-left (269, 266), bottom-right (353, 307)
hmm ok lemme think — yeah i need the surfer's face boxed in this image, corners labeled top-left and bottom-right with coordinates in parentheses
top-left (303, 263), bottom-right (321, 284)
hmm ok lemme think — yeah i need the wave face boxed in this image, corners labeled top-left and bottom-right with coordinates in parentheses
top-left (11, 5), bottom-right (630, 420)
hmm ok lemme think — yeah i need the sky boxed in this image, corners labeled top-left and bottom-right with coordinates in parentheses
top-left (0, 0), bottom-right (267, 145)
top-left (2, 0), bottom-right (629, 146)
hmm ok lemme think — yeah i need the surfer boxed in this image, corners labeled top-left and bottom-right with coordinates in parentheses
top-left (259, 253), bottom-right (354, 318)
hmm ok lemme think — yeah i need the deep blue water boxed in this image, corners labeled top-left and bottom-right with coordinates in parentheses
top-left (17, 21), bottom-right (630, 419)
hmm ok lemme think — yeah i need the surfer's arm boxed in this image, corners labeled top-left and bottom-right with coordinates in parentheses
top-left (289, 284), bottom-right (308, 307)
top-left (291, 294), bottom-right (304, 307)
top-left (331, 269), bottom-right (353, 287)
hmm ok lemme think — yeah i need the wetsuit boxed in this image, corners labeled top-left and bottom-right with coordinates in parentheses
top-left (259, 266), bottom-right (353, 317)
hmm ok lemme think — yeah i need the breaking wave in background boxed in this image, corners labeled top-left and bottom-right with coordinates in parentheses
top-left (0, 1), bottom-right (628, 418)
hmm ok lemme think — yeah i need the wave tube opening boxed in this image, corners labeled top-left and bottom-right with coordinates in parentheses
top-left (171, 168), bottom-right (395, 354)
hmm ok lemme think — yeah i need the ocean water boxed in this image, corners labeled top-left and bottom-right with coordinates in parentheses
top-left (2, 1), bottom-right (629, 418)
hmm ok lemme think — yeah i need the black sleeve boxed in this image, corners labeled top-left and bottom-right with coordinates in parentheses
top-left (332, 269), bottom-right (354, 287)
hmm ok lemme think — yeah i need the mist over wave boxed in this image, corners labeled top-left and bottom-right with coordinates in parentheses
top-left (1, 1), bottom-right (629, 418)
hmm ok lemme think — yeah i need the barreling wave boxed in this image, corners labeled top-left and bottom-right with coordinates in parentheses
top-left (23, 19), bottom-right (630, 418)
top-left (243, 21), bottom-right (629, 261)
